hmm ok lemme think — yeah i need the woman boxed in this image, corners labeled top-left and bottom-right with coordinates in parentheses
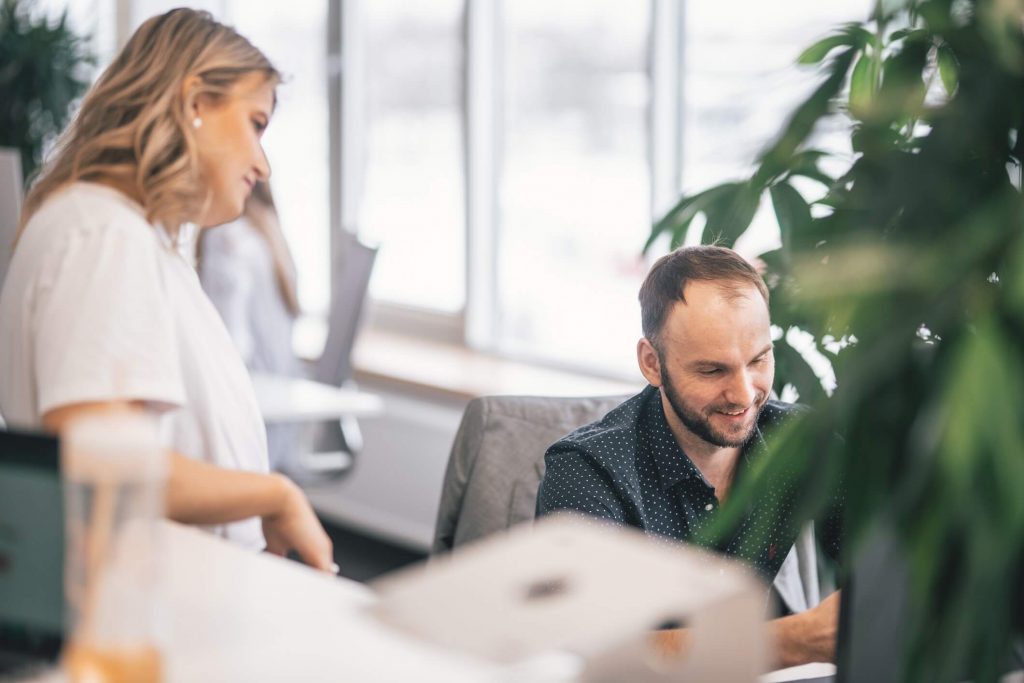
top-left (199, 180), bottom-right (301, 470)
top-left (0, 9), bottom-right (333, 570)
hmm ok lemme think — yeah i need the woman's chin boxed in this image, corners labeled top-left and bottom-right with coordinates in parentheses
top-left (199, 202), bottom-right (244, 229)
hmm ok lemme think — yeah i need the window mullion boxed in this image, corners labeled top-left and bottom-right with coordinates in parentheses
top-left (650, 0), bottom-right (685, 219)
top-left (463, 0), bottom-right (500, 351)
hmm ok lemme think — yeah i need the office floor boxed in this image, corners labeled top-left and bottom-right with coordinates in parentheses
top-left (323, 519), bottom-right (427, 583)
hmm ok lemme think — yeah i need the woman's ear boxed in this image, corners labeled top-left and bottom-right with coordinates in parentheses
top-left (637, 337), bottom-right (663, 387)
top-left (180, 75), bottom-right (204, 117)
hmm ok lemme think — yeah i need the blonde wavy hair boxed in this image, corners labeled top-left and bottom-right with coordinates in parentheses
top-left (19, 8), bottom-right (279, 237)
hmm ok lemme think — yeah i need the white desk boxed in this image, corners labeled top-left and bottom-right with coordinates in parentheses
top-left (161, 522), bottom-right (501, 682)
top-left (19, 524), bottom-right (842, 682)
top-left (160, 524), bottom-right (832, 683)
top-left (251, 373), bottom-right (383, 424)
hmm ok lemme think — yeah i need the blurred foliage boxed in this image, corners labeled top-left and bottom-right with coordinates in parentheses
top-left (0, 0), bottom-right (93, 181)
top-left (650, 0), bottom-right (1024, 679)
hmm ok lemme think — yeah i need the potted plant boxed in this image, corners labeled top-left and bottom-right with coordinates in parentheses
top-left (0, 0), bottom-right (93, 182)
top-left (648, 1), bottom-right (1024, 679)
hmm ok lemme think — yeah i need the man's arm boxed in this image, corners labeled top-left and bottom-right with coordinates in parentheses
top-left (768, 590), bottom-right (840, 667)
top-left (536, 445), bottom-right (629, 524)
top-left (651, 590), bottom-right (841, 669)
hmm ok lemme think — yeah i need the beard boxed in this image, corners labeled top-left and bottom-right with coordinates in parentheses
top-left (660, 364), bottom-right (765, 449)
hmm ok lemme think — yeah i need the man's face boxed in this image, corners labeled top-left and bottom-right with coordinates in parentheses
top-left (653, 281), bottom-right (775, 449)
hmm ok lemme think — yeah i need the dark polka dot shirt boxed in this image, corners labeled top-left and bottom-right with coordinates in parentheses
top-left (536, 385), bottom-right (842, 583)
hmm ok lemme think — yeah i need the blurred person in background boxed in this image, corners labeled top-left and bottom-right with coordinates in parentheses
top-left (198, 180), bottom-right (301, 471)
top-left (0, 8), bottom-right (334, 571)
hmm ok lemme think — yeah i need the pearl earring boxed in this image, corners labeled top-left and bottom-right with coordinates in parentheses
top-left (192, 117), bottom-right (203, 129)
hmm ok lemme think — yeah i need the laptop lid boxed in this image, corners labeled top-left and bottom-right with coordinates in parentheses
top-left (0, 429), bottom-right (64, 664)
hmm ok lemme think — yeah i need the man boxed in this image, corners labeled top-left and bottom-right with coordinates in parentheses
top-left (536, 245), bottom-right (841, 667)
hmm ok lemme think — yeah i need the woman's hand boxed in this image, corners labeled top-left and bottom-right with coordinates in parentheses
top-left (262, 474), bottom-right (335, 573)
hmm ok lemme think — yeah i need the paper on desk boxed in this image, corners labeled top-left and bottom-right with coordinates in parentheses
top-left (371, 514), bottom-right (770, 682)
top-left (758, 663), bottom-right (836, 682)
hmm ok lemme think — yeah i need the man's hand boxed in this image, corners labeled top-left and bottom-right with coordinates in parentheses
top-left (651, 591), bottom-right (841, 671)
top-left (262, 474), bottom-right (335, 573)
top-left (770, 590), bottom-right (841, 668)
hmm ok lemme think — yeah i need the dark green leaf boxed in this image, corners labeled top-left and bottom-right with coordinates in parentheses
top-left (759, 47), bottom-right (857, 173)
top-left (797, 34), bottom-right (853, 65)
top-left (701, 182), bottom-right (761, 247)
top-left (646, 184), bottom-right (739, 253)
top-left (770, 182), bottom-right (813, 255)
top-left (936, 43), bottom-right (958, 95)
top-left (848, 51), bottom-right (877, 119)
top-left (773, 336), bottom-right (828, 405)
top-left (874, 37), bottom-right (930, 122)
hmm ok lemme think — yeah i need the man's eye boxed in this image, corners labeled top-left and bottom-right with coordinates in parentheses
top-left (699, 369), bottom-right (721, 377)
top-left (252, 119), bottom-right (267, 133)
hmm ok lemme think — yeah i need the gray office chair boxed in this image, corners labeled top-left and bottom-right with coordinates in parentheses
top-left (296, 231), bottom-right (378, 477)
top-left (432, 394), bottom-right (828, 615)
top-left (433, 394), bottom-right (628, 552)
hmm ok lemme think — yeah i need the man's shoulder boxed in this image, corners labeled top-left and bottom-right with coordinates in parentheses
top-left (545, 386), bottom-right (654, 467)
top-left (759, 399), bottom-right (806, 429)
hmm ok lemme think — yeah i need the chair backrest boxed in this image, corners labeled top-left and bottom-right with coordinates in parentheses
top-left (313, 231), bottom-right (378, 386)
top-left (433, 393), bottom-right (829, 616)
top-left (0, 148), bottom-right (24, 290)
top-left (432, 394), bottom-right (629, 554)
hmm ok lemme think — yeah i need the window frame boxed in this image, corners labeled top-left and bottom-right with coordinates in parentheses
top-left (335, 0), bottom-right (685, 380)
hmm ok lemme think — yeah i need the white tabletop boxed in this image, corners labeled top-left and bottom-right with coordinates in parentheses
top-left (251, 373), bottom-right (383, 424)
top-left (18, 523), bottom-right (847, 683)
top-left (160, 522), bottom-right (501, 682)
top-left (159, 524), bottom-right (835, 683)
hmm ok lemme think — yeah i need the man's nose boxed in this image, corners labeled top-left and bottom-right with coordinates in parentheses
top-left (725, 370), bottom-right (756, 407)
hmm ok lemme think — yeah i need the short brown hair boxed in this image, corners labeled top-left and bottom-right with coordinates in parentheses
top-left (639, 245), bottom-right (769, 349)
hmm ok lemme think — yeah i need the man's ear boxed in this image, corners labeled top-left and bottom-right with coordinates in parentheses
top-left (637, 337), bottom-right (663, 387)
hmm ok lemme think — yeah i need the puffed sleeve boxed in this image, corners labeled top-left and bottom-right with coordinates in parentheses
top-left (33, 221), bottom-right (186, 416)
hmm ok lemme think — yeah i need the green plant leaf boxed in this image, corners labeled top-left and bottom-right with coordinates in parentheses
top-left (759, 47), bottom-right (857, 175)
top-left (701, 182), bottom-right (761, 247)
top-left (936, 43), bottom-right (959, 95)
top-left (849, 50), bottom-right (877, 119)
top-left (773, 336), bottom-right (828, 405)
top-left (797, 34), bottom-right (854, 65)
top-left (770, 182), bottom-right (813, 255)
top-left (875, 34), bottom-right (930, 123)
top-left (0, 0), bottom-right (93, 180)
top-left (646, 183), bottom-right (740, 253)
top-left (785, 149), bottom-right (835, 188)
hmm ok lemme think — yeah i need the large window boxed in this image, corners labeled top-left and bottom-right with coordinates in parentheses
top-left (495, 1), bottom-right (652, 373)
top-left (110, 1), bottom-right (870, 378)
top-left (345, 0), bottom-right (869, 379)
top-left (226, 1), bottom-right (332, 317)
top-left (359, 1), bottom-right (465, 313)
